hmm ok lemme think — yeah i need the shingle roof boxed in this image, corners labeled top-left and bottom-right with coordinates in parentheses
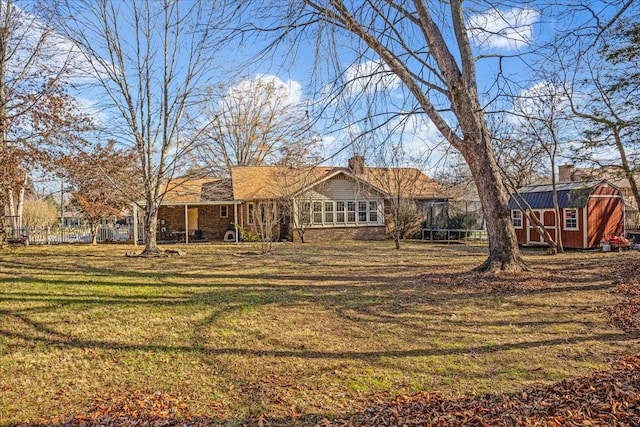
top-left (507, 181), bottom-right (604, 209)
top-left (161, 166), bottom-right (449, 203)
top-left (161, 177), bottom-right (232, 203)
top-left (360, 167), bottom-right (448, 200)
top-left (231, 165), bottom-right (449, 201)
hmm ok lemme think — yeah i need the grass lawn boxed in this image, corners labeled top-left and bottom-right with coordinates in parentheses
top-left (0, 241), bottom-right (638, 425)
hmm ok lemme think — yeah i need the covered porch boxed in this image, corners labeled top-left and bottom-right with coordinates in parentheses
top-left (132, 200), bottom-right (243, 245)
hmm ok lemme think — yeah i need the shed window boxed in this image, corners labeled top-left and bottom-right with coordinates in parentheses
top-left (511, 210), bottom-right (523, 228)
top-left (220, 205), bottom-right (228, 218)
top-left (564, 208), bottom-right (578, 230)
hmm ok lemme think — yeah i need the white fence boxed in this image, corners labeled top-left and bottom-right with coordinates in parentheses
top-left (7, 225), bottom-right (135, 245)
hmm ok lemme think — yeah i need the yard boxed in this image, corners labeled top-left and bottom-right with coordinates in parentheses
top-left (0, 241), bottom-right (639, 426)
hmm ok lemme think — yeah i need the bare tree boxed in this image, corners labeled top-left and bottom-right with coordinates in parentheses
top-left (562, 28), bottom-right (640, 212)
top-left (59, 0), bottom-right (241, 255)
top-left (21, 198), bottom-right (58, 228)
top-left (366, 145), bottom-right (433, 250)
top-left (195, 75), bottom-right (320, 176)
top-left (506, 80), bottom-right (580, 253)
top-left (256, 1), bottom-right (530, 272)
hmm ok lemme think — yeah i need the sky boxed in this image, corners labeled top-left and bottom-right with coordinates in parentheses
top-left (15, 0), bottom-right (638, 187)
top-left (214, 1), bottom-right (630, 171)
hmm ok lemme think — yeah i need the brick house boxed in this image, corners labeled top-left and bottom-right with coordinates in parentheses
top-left (146, 156), bottom-right (448, 243)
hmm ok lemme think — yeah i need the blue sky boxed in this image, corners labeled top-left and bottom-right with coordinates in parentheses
top-left (20, 0), bottom-right (637, 182)
top-left (210, 1), bottom-right (632, 170)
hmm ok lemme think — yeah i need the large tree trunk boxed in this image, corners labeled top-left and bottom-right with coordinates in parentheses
top-left (142, 199), bottom-right (160, 255)
top-left (462, 134), bottom-right (530, 273)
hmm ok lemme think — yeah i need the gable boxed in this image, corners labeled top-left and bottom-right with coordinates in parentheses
top-left (301, 173), bottom-right (384, 200)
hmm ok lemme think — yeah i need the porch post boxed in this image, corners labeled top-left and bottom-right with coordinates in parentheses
top-left (132, 203), bottom-right (138, 246)
top-left (234, 202), bottom-right (239, 243)
top-left (184, 204), bottom-right (189, 244)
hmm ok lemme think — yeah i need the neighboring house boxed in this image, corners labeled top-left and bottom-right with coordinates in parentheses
top-left (146, 156), bottom-right (449, 243)
top-left (508, 180), bottom-right (624, 249)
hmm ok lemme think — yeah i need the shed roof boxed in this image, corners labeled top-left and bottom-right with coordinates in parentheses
top-left (507, 181), bottom-right (611, 210)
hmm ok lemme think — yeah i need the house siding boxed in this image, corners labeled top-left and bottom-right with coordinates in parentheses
top-left (305, 175), bottom-right (379, 200)
top-left (587, 196), bottom-right (624, 247)
top-left (561, 208), bottom-right (585, 249)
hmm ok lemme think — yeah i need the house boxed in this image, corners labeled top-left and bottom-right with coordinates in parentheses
top-left (146, 156), bottom-right (449, 243)
top-left (508, 180), bottom-right (624, 249)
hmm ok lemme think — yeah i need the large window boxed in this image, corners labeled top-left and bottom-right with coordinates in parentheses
top-left (297, 199), bottom-right (381, 227)
top-left (564, 208), bottom-right (578, 230)
top-left (511, 210), bottom-right (522, 228)
top-left (301, 202), bottom-right (311, 225)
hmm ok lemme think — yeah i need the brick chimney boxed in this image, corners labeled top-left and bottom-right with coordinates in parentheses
top-left (348, 155), bottom-right (365, 174)
top-left (558, 164), bottom-right (574, 182)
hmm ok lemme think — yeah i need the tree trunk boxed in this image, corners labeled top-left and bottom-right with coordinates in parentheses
top-left (142, 200), bottom-right (160, 255)
top-left (17, 173), bottom-right (26, 232)
top-left (90, 221), bottom-right (98, 245)
top-left (462, 135), bottom-right (530, 273)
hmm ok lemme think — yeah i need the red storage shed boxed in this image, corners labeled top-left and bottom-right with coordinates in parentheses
top-left (508, 181), bottom-right (624, 249)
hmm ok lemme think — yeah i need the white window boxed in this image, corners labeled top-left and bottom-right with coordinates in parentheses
top-left (247, 203), bottom-right (254, 224)
top-left (312, 202), bottom-right (322, 224)
top-left (358, 201), bottom-right (368, 222)
top-left (324, 201), bottom-right (334, 223)
top-left (336, 201), bottom-right (345, 223)
top-left (347, 202), bottom-right (356, 223)
top-left (220, 205), bottom-right (228, 218)
top-left (300, 202), bottom-right (311, 225)
top-left (511, 210), bottom-right (523, 228)
top-left (301, 199), bottom-right (383, 226)
top-left (564, 208), bottom-right (578, 230)
top-left (369, 201), bottom-right (378, 222)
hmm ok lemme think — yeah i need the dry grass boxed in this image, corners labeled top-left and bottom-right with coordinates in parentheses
top-left (0, 241), bottom-right (638, 426)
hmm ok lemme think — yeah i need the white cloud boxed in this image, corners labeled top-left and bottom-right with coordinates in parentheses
top-left (75, 97), bottom-right (106, 126)
top-left (228, 74), bottom-right (303, 108)
top-left (344, 59), bottom-right (401, 96)
top-left (468, 7), bottom-right (539, 50)
top-left (512, 80), bottom-right (570, 122)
